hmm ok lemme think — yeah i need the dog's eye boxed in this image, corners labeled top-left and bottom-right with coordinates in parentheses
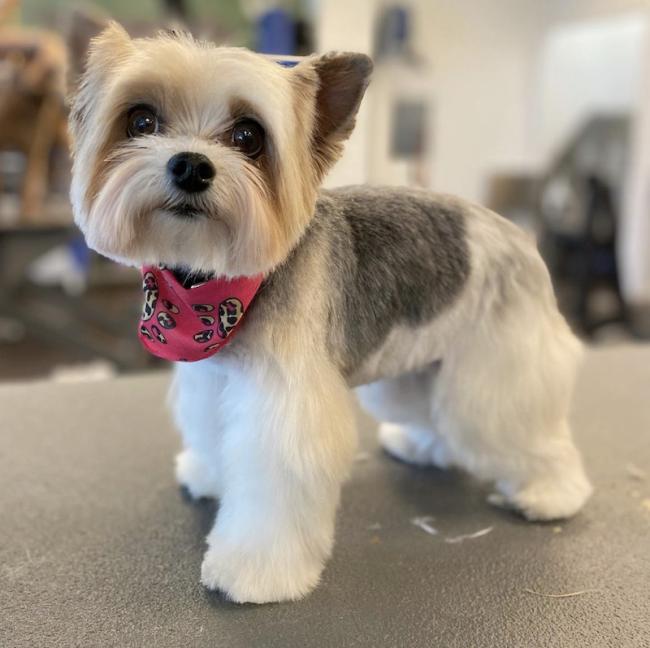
top-left (127, 106), bottom-right (159, 137)
top-left (231, 119), bottom-right (264, 158)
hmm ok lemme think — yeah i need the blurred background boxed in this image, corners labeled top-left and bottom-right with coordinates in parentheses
top-left (0, 0), bottom-right (649, 382)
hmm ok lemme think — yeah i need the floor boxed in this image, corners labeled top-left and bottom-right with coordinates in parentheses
top-left (1, 346), bottom-right (649, 647)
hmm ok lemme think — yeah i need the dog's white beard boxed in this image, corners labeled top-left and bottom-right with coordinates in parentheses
top-left (86, 151), bottom-right (160, 265)
top-left (78, 142), bottom-right (281, 277)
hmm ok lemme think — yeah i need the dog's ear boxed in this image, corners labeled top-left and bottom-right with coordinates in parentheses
top-left (69, 22), bottom-right (133, 145)
top-left (294, 52), bottom-right (373, 176)
top-left (65, 6), bottom-right (113, 90)
top-left (312, 52), bottom-right (373, 143)
top-left (80, 21), bottom-right (133, 80)
top-left (89, 21), bottom-right (132, 61)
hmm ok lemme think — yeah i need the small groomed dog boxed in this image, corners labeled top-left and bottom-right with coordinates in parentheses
top-left (69, 24), bottom-right (592, 604)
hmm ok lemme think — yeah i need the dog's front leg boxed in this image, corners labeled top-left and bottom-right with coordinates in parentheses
top-left (200, 355), bottom-right (356, 603)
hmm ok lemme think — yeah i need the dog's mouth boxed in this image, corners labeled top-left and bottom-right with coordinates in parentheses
top-left (170, 265), bottom-right (215, 289)
top-left (169, 203), bottom-right (204, 219)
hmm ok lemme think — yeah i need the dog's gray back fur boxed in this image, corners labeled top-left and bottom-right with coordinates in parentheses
top-left (257, 186), bottom-right (470, 377)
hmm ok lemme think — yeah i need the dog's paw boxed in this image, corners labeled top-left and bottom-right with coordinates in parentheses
top-left (430, 437), bottom-right (454, 470)
top-left (200, 538), bottom-right (323, 604)
top-left (175, 449), bottom-right (219, 499)
top-left (379, 423), bottom-right (433, 466)
top-left (489, 473), bottom-right (593, 521)
top-left (379, 423), bottom-right (451, 468)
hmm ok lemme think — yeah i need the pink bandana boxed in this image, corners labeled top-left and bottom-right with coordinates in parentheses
top-left (138, 265), bottom-right (263, 362)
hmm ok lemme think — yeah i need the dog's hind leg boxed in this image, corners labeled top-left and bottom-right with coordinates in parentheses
top-left (432, 286), bottom-right (593, 521)
top-left (356, 365), bottom-right (454, 469)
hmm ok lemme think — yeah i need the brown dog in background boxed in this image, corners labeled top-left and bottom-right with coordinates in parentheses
top-left (0, 27), bottom-right (67, 221)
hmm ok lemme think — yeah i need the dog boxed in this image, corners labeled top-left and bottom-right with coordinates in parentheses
top-left (0, 27), bottom-right (68, 220)
top-left (68, 23), bottom-right (592, 604)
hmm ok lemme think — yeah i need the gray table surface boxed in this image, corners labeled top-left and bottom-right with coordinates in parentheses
top-left (1, 345), bottom-right (649, 647)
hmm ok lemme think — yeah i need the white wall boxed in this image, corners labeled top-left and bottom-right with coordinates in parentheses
top-left (542, 0), bottom-right (650, 24)
top-left (412, 0), bottom-right (545, 201)
top-left (317, 0), bottom-right (546, 201)
top-left (621, 18), bottom-right (650, 303)
top-left (534, 13), bottom-right (646, 163)
top-left (314, 0), bottom-right (374, 188)
top-left (316, 0), bottom-right (650, 194)
top-left (410, 0), bottom-right (649, 201)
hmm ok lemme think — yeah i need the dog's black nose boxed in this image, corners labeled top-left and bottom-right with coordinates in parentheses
top-left (167, 152), bottom-right (215, 193)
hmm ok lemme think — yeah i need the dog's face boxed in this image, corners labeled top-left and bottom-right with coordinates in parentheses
top-left (69, 23), bottom-right (372, 277)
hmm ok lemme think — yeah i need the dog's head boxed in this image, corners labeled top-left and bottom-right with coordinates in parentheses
top-left (68, 23), bottom-right (372, 277)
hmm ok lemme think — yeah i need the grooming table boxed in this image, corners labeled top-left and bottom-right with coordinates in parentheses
top-left (1, 346), bottom-right (649, 647)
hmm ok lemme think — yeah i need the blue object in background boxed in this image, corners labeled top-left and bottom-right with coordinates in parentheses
top-left (257, 8), bottom-right (296, 55)
top-left (272, 56), bottom-right (301, 68)
top-left (70, 236), bottom-right (91, 273)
